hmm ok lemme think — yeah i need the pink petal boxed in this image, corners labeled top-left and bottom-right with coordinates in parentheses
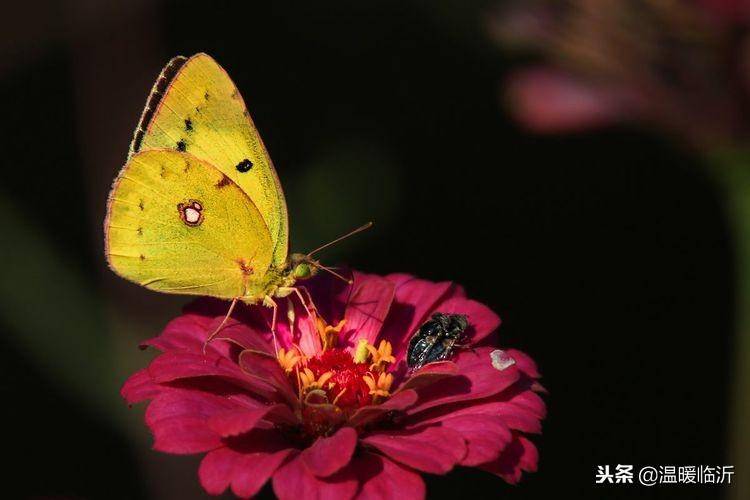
top-left (121, 368), bottom-right (160, 404)
top-left (147, 351), bottom-right (240, 382)
top-left (395, 361), bottom-right (458, 392)
top-left (506, 388), bottom-right (546, 421)
top-left (453, 399), bottom-right (543, 434)
top-left (142, 301), bottom-right (277, 358)
top-left (210, 320), bottom-right (274, 355)
top-left (142, 313), bottom-right (219, 352)
top-left (148, 351), bottom-right (278, 402)
top-left (348, 389), bottom-right (419, 428)
top-left (440, 414), bottom-right (512, 466)
top-left (198, 431), bottom-right (294, 498)
top-left (516, 436), bottom-right (539, 472)
top-left (362, 425), bottom-right (466, 474)
top-left (433, 297), bottom-right (500, 345)
top-left (198, 446), bottom-right (236, 495)
top-left (505, 67), bottom-right (637, 133)
top-left (494, 404), bottom-right (543, 434)
top-left (296, 309), bottom-right (323, 358)
top-left (406, 348), bottom-right (520, 415)
top-left (340, 273), bottom-right (395, 348)
top-left (381, 274), bottom-right (457, 358)
top-left (480, 435), bottom-right (539, 484)
top-left (188, 298), bottom-right (303, 354)
top-left (208, 404), bottom-right (297, 437)
top-left (238, 349), bottom-right (299, 405)
top-left (301, 271), bottom-right (350, 322)
top-left (355, 452), bottom-right (425, 500)
top-left (231, 448), bottom-right (296, 498)
top-left (272, 452), bottom-right (359, 500)
top-left (407, 368), bottom-right (546, 433)
top-left (145, 391), bottom-right (235, 454)
top-left (301, 427), bottom-right (358, 477)
top-left (505, 348), bottom-right (542, 379)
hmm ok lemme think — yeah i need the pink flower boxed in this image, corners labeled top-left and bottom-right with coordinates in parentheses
top-left (492, 0), bottom-right (750, 147)
top-left (122, 271), bottom-right (546, 499)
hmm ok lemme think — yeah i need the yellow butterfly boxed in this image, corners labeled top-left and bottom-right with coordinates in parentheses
top-left (104, 53), bottom-right (367, 340)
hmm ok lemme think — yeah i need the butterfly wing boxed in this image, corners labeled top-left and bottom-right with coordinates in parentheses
top-left (130, 53), bottom-right (289, 267)
top-left (105, 149), bottom-right (274, 300)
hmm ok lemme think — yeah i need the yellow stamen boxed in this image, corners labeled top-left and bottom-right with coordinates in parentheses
top-left (363, 371), bottom-right (394, 401)
top-left (277, 347), bottom-right (303, 374)
top-left (316, 317), bottom-right (346, 351)
top-left (299, 368), bottom-right (334, 393)
top-left (366, 340), bottom-right (396, 372)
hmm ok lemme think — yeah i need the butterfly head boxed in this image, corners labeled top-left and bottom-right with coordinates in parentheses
top-left (289, 253), bottom-right (319, 280)
top-left (287, 222), bottom-right (374, 285)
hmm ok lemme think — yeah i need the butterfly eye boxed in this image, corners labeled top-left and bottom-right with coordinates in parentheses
top-left (293, 262), bottom-right (313, 279)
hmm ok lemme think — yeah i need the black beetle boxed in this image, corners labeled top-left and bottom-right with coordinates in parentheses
top-left (407, 313), bottom-right (468, 369)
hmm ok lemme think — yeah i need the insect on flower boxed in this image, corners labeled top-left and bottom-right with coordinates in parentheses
top-left (407, 313), bottom-right (468, 369)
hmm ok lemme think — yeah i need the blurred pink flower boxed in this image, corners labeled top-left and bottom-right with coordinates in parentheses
top-left (122, 271), bottom-right (545, 499)
top-left (491, 0), bottom-right (750, 147)
top-left (697, 0), bottom-right (750, 22)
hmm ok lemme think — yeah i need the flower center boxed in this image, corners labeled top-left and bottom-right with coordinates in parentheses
top-left (287, 346), bottom-right (396, 439)
top-left (304, 349), bottom-right (373, 410)
top-left (275, 315), bottom-right (398, 438)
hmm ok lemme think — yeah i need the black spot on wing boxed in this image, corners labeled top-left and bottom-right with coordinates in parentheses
top-left (184, 118), bottom-right (193, 131)
top-left (204, 91), bottom-right (210, 100)
top-left (139, 254), bottom-right (146, 261)
top-left (176, 139), bottom-right (187, 152)
top-left (138, 199), bottom-right (144, 211)
top-left (131, 56), bottom-right (188, 153)
top-left (236, 159), bottom-right (253, 173)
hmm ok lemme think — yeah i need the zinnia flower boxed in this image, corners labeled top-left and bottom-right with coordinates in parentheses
top-left (122, 271), bottom-right (546, 499)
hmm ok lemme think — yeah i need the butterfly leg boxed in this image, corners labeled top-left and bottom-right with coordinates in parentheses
top-left (295, 285), bottom-right (319, 316)
top-left (203, 297), bottom-right (239, 354)
top-left (286, 297), bottom-right (296, 339)
top-left (277, 286), bottom-right (316, 322)
top-left (263, 295), bottom-right (280, 354)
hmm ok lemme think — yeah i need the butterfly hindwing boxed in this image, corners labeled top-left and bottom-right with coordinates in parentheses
top-left (130, 53), bottom-right (289, 267)
top-left (105, 149), bottom-right (274, 299)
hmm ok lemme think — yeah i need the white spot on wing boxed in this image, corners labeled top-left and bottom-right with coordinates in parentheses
top-left (185, 207), bottom-right (201, 223)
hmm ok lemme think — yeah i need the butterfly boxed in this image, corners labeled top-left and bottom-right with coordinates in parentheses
top-left (104, 53), bottom-right (368, 344)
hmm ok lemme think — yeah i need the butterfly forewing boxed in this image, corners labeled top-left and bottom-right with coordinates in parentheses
top-left (130, 53), bottom-right (289, 267)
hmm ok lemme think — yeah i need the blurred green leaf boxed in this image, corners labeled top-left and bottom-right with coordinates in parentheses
top-left (0, 193), bottom-right (119, 420)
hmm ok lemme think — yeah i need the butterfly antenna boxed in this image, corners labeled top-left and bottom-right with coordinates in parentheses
top-left (306, 222), bottom-right (373, 258)
top-left (313, 263), bottom-right (354, 284)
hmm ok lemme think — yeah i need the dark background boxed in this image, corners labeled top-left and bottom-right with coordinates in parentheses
top-left (0, 1), bottom-right (732, 499)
